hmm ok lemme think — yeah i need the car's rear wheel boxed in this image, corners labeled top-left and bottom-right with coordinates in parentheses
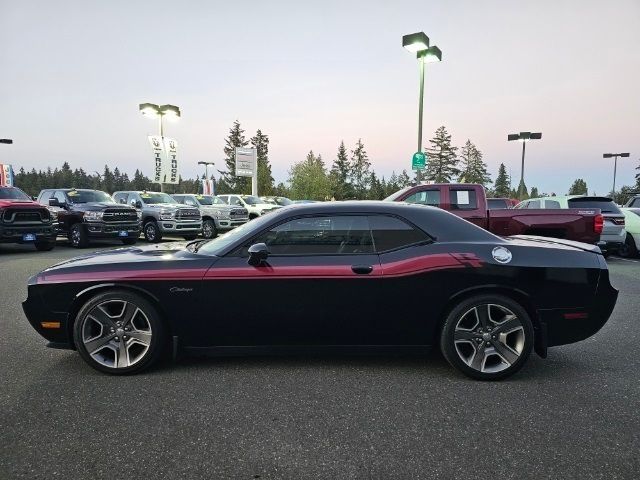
top-left (69, 223), bottom-right (89, 248)
top-left (618, 233), bottom-right (638, 258)
top-left (440, 295), bottom-right (533, 380)
top-left (143, 221), bottom-right (162, 243)
top-left (73, 290), bottom-right (166, 375)
top-left (202, 219), bottom-right (217, 239)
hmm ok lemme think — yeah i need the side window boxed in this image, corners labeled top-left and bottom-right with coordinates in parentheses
top-left (184, 197), bottom-right (197, 207)
top-left (631, 198), bottom-right (640, 207)
top-left (39, 190), bottom-right (52, 204)
top-left (54, 191), bottom-right (67, 204)
top-left (230, 196), bottom-right (242, 206)
top-left (514, 201), bottom-right (527, 209)
top-left (404, 190), bottom-right (440, 207)
top-left (253, 215), bottom-right (373, 255)
top-left (527, 200), bottom-right (541, 209)
top-left (544, 200), bottom-right (561, 209)
top-left (113, 192), bottom-right (126, 204)
top-left (369, 215), bottom-right (430, 252)
top-left (172, 196), bottom-right (185, 204)
top-left (449, 189), bottom-right (477, 210)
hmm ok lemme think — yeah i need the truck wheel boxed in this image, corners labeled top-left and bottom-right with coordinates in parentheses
top-left (440, 294), bottom-right (534, 381)
top-left (35, 241), bottom-right (55, 251)
top-left (144, 221), bottom-right (162, 243)
top-left (69, 223), bottom-right (89, 248)
top-left (618, 233), bottom-right (638, 258)
top-left (202, 219), bottom-right (217, 239)
top-left (121, 238), bottom-right (138, 246)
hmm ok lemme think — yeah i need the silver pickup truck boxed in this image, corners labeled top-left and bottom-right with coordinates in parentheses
top-left (172, 194), bottom-right (249, 239)
top-left (113, 191), bottom-right (202, 242)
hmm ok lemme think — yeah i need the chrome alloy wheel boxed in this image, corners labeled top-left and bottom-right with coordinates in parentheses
top-left (144, 223), bottom-right (157, 241)
top-left (71, 227), bottom-right (81, 246)
top-left (453, 304), bottom-right (525, 374)
top-left (81, 299), bottom-right (153, 369)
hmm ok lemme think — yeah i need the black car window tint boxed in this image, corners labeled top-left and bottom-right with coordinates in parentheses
top-left (487, 199), bottom-right (507, 210)
top-left (449, 189), bottom-right (477, 210)
top-left (54, 191), bottom-right (67, 204)
top-left (404, 190), bottom-right (440, 206)
top-left (369, 215), bottom-right (430, 252)
top-left (39, 191), bottom-right (52, 203)
top-left (256, 215), bottom-right (374, 255)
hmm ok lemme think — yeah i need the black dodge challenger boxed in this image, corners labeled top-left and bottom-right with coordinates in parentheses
top-left (23, 202), bottom-right (618, 380)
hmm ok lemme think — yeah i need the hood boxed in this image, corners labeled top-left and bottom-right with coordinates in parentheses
top-left (507, 235), bottom-right (602, 254)
top-left (0, 199), bottom-right (43, 208)
top-left (201, 204), bottom-right (236, 213)
top-left (70, 202), bottom-right (134, 212)
top-left (143, 203), bottom-right (186, 210)
top-left (255, 203), bottom-right (281, 209)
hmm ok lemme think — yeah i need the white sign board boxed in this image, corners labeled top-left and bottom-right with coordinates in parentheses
top-left (235, 147), bottom-right (256, 177)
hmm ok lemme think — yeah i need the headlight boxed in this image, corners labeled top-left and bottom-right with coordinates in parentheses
top-left (47, 207), bottom-right (58, 221)
top-left (84, 211), bottom-right (103, 222)
top-left (160, 210), bottom-right (174, 220)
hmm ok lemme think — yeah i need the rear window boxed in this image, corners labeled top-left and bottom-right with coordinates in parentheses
top-left (449, 189), bottom-right (477, 210)
top-left (487, 199), bottom-right (508, 210)
top-left (369, 215), bottom-right (430, 252)
top-left (404, 190), bottom-right (440, 207)
top-left (568, 198), bottom-right (621, 214)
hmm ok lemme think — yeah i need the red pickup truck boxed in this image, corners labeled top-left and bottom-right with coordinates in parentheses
top-left (386, 183), bottom-right (604, 246)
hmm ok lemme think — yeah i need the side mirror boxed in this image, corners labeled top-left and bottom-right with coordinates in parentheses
top-left (131, 199), bottom-right (142, 209)
top-left (247, 243), bottom-right (269, 266)
top-left (48, 198), bottom-right (61, 207)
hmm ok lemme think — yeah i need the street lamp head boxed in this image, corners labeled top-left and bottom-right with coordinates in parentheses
top-left (420, 46), bottom-right (442, 63)
top-left (160, 104), bottom-right (181, 120)
top-left (0, 139), bottom-right (13, 144)
top-left (603, 153), bottom-right (613, 158)
top-left (620, 153), bottom-right (630, 158)
top-left (139, 103), bottom-right (160, 117)
top-left (403, 32), bottom-right (430, 53)
top-left (508, 132), bottom-right (541, 142)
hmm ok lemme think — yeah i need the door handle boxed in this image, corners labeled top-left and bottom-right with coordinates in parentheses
top-left (351, 265), bottom-right (373, 275)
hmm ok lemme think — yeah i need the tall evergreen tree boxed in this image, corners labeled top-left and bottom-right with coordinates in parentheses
top-left (425, 126), bottom-right (459, 182)
top-left (529, 186), bottom-right (539, 198)
top-left (218, 120), bottom-right (249, 193)
top-left (250, 129), bottom-right (274, 196)
top-left (397, 170), bottom-right (412, 188)
top-left (458, 140), bottom-right (491, 186)
top-left (329, 140), bottom-right (353, 200)
top-left (368, 171), bottom-right (385, 200)
top-left (288, 150), bottom-right (331, 200)
top-left (516, 178), bottom-right (529, 200)
top-left (350, 139), bottom-right (371, 200)
top-left (493, 163), bottom-right (511, 198)
top-left (568, 178), bottom-right (588, 195)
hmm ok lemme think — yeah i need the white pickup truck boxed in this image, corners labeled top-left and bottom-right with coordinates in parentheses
top-left (172, 194), bottom-right (249, 239)
top-left (217, 194), bottom-right (281, 219)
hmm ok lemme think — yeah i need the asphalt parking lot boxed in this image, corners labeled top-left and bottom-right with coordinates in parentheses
top-left (1, 240), bottom-right (639, 480)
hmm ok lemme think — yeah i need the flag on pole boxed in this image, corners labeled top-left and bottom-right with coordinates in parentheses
top-left (0, 164), bottom-right (14, 186)
top-left (202, 179), bottom-right (215, 195)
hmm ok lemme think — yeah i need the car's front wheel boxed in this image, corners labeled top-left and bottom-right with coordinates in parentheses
top-left (618, 233), bottom-right (638, 258)
top-left (440, 295), bottom-right (534, 380)
top-left (73, 290), bottom-right (166, 375)
top-left (69, 223), bottom-right (89, 248)
top-left (143, 221), bottom-right (162, 243)
top-left (202, 219), bottom-right (217, 239)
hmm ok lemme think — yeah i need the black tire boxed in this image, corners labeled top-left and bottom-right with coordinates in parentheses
top-left (69, 223), bottom-right (89, 248)
top-left (202, 219), bottom-right (217, 239)
top-left (183, 235), bottom-right (198, 241)
top-left (143, 221), bottom-right (162, 243)
top-left (618, 233), bottom-right (638, 258)
top-left (440, 294), bottom-right (534, 381)
top-left (73, 290), bottom-right (166, 375)
top-left (34, 241), bottom-right (55, 251)
top-left (121, 237), bottom-right (138, 245)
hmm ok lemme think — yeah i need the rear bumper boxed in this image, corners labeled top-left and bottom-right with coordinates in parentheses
top-left (0, 224), bottom-right (56, 243)
top-left (537, 266), bottom-right (618, 348)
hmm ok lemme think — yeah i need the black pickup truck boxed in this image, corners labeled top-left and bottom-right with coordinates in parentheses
top-left (37, 189), bottom-right (141, 248)
top-left (0, 186), bottom-right (57, 251)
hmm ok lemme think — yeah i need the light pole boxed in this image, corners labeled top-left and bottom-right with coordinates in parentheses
top-left (197, 161), bottom-right (215, 194)
top-left (402, 32), bottom-right (442, 178)
top-left (139, 103), bottom-right (181, 192)
top-left (603, 152), bottom-right (630, 195)
top-left (508, 131), bottom-right (542, 197)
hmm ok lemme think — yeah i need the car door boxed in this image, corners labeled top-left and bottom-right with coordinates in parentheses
top-left (198, 214), bottom-right (384, 347)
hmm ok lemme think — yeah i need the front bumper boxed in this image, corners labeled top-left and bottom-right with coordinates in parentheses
top-left (158, 221), bottom-right (202, 233)
top-left (216, 218), bottom-right (249, 230)
top-left (22, 284), bottom-right (73, 348)
top-left (0, 224), bottom-right (56, 244)
top-left (85, 222), bottom-right (141, 238)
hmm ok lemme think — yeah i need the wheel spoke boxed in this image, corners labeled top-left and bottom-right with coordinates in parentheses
top-left (469, 343), bottom-right (487, 371)
top-left (475, 306), bottom-right (490, 329)
top-left (85, 333), bottom-right (114, 354)
top-left (116, 341), bottom-right (129, 368)
top-left (88, 306), bottom-right (117, 329)
top-left (119, 302), bottom-right (139, 327)
top-left (128, 330), bottom-right (152, 346)
top-left (491, 340), bottom-right (520, 365)
top-left (454, 330), bottom-right (476, 342)
top-left (494, 316), bottom-right (521, 334)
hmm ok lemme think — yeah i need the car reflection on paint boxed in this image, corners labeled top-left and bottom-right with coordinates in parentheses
top-left (23, 201), bottom-right (618, 380)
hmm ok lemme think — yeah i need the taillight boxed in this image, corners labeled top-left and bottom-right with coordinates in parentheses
top-left (594, 214), bottom-right (604, 234)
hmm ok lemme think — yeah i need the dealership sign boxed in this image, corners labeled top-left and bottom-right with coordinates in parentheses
top-left (148, 136), bottom-right (179, 185)
top-left (235, 147), bottom-right (256, 177)
top-left (0, 164), bottom-right (14, 187)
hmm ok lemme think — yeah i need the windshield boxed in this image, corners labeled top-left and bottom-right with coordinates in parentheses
top-left (195, 195), bottom-right (225, 206)
top-left (197, 214), bottom-right (274, 255)
top-left (383, 186), bottom-right (413, 202)
top-left (242, 195), bottom-right (262, 205)
top-left (140, 192), bottom-right (175, 204)
top-left (261, 197), bottom-right (278, 205)
top-left (568, 197), bottom-right (621, 214)
top-left (275, 197), bottom-right (292, 206)
top-left (67, 190), bottom-right (114, 204)
top-left (0, 187), bottom-right (31, 200)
